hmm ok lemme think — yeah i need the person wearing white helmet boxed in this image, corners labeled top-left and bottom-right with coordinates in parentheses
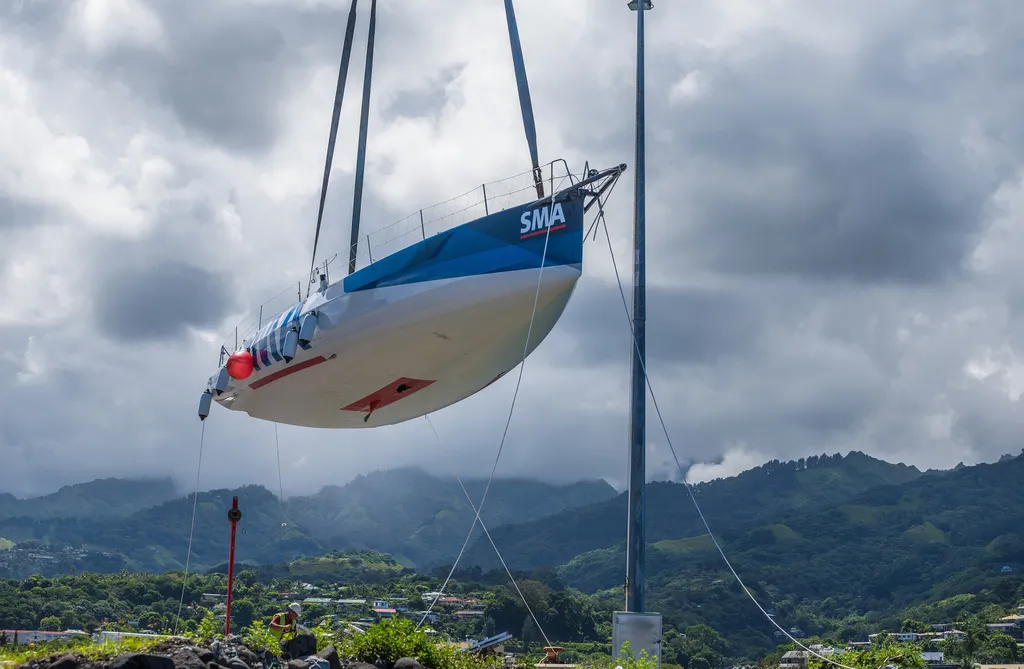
top-left (269, 603), bottom-right (301, 643)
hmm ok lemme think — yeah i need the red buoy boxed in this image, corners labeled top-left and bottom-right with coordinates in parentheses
top-left (226, 350), bottom-right (254, 380)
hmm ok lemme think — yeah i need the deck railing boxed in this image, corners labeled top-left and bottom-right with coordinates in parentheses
top-left (218, 160), bottom-right (583, 359)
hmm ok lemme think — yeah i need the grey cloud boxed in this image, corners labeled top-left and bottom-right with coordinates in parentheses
top-left (93, 1), bottom-right (353, 153)
top-left (3, 0), bottom-right (1024, 499)
top-left (661, 40), bottom-right (999, 285)
top-left (381, 65), bottom-right (465, 122)
top-left (559, 278), bottom-right (765, 367)
top-left (93, 260), bottom-right (237, 342)
top-left (0, 192), bottom-right (47, 230)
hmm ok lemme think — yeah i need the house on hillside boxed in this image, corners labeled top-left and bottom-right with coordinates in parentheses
top-left (337, 599), bottom-right (367, 611)
top-left (373, 608), bottom-right (397, 619)
top-left (985, 621), bottom-right (1022, 640)
top-left (779, 651), bottom-right (809, 669)
top-left (455, 610), bottom-right (485, 619)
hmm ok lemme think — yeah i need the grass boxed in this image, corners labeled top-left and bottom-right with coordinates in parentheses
top-left (902, 521), bottom-right (947, 544)
top-left (651, 535), bottom-right (715, 555)
top-left (767, 523), bottom-right (803, 542)
top-left (0, 635), bottom-right (167, 668)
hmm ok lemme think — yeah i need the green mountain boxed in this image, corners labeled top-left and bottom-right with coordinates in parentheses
top-left (550, 451), bottom-right (1024, 654)
top-left (461, 451), bottom-right (923, 569)
top-left (0, 468), bottom-right (617, 575)
top-left (285, 467), bottom-right (618, 568)
top-left (0, 477), bottom-right (179, 519)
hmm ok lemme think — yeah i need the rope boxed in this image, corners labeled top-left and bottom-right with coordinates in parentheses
top-left (274, 422), bottom-right (285, 505)
top-left (417, 194), bottom-right (559, 627)
top-left (173, 420), bottom-right (206, 636)
top-left (598, 209), bottom-right (862, 669)
top-left (423, 415), bottom-right (555, 647)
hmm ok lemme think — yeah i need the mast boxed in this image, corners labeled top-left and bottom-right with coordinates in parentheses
top-left (625, 0), bottom-right (649, 615)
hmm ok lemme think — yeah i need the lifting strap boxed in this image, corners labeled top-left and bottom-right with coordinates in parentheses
top-left (308, 0), bottom-right (360, 295)
top-left (348, 0), bottom-right (377, 275)
top-left (503, 0), bottom-right (544, 199)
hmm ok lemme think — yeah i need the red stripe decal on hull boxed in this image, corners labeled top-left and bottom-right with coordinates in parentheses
top-left (249, 355), bottom-right (328, 390)
top-left (341, 377), bottom-right (436, 413)
top-left (520, 224), bottom-right (566, 240)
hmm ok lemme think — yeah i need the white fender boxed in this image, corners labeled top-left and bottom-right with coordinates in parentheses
top-left (298, 311), bottom-right (318, 347)
top-left (214, 366), bottom-right (230, 395)
top-left (282, 329), bottom-right (299, 362)
top-left (198, 391), bottom-right (213, 421)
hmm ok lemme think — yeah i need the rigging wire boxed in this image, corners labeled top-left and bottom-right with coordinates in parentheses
top-left (422, 414), bottom-right (555, 648)
top-left (597, 206), bottom-right (863, 669)
top-left (308, 0), bottom-right (360, 296)
top-left (274, 422), bottom-right (286, 509)
top-left (417, 194), bottom-right (560, 627)
top-left (173, 420), bottom-right (206, 636)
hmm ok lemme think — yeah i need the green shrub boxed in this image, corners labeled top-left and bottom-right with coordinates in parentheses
top-left (338, 617), bottom-right (499, 669)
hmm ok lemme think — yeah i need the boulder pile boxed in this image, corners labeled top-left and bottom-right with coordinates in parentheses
top-left (14, 632), bottom-right (426, 669)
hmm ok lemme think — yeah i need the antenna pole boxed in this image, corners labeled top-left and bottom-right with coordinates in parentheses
top-left (613, 4), bottom-right (662, 664)
top-left (625, 0), bottom-right (649, 616)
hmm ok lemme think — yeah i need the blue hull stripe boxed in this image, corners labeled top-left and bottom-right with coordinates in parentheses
top-left (345, 195), bottom-right (585, 293)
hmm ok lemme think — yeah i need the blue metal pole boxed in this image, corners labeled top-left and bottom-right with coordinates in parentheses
top-left (625, 0), bottom-right (648, 614)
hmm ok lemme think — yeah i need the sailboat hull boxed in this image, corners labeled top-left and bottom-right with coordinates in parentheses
top-left (208, 193), bottom-right (587, 429)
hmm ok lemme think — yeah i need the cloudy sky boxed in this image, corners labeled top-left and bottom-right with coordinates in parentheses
top-left (1, 0), bottom-right (1022, 498)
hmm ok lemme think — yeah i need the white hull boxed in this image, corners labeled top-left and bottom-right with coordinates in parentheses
top-left (215, 265), bottom-right (579, 428)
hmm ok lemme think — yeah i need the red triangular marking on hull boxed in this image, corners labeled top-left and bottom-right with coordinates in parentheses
top-left (341, 377), bottom-right (436, 413)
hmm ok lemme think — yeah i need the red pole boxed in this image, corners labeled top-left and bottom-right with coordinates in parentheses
top-left (226, 496), bottom-right (242, 636)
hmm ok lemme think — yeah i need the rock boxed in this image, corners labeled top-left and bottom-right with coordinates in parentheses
top-left (167, 647), bottom-right (207, 669)
top-left (108, 655), bottom-right (176, 669)
top-left (286, 661), bottom-right (310, 669)
top-left (281, 632), bottom-right (317, 660)
top-left (236, 649), bottom-right (260, 668)
top-left (393, 659), bottom-right (423, 669)
top-left (373, 661), bottom-right (391, 669)
top-left (197, 651), bottom-right (215, 665)
top-left (315, 646), bottom-right (342, 669)
top-left (47, 655), bottom-right (78, 669)
top-left (210, 642), bottom-right (223, 662)
top-left (225, 659), bottom-right (250, 669)
top-left (348, 663), bottom-right (378, 669)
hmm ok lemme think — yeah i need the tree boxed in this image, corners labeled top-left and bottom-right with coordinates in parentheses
top-left (901, 619), bottom-right (929, 633)
top-left (810, 638), bottom-right (926, 669)
top-left (39, 615), bottom-right (62, 631)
